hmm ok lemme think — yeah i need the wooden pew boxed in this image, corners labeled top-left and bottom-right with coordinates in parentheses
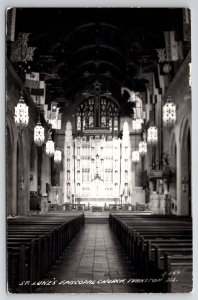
top-left (7, 245), bottom-right (27, 292)
top-left (163, 254), bottom-right (192, 292)
top-left (109, 213), bottom-right (192, 293)
top-left (7, 213), bottom-right (84, 293)
top-left (138, 237), bottom-right (192, 272)
top-left (7, 238), bottom-right (39, 291)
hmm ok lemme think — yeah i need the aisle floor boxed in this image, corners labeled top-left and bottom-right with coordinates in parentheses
top-left (35, 224), bottom-right (144, 293)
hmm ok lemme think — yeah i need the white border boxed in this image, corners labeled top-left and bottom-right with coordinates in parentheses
top-left (1, 1), bottom-right (198, 300)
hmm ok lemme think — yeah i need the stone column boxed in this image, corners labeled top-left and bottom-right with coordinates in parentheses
top-left (11, 138), bottom-right (17, 216)
top-left (177, 143), bottom-right (189, 216)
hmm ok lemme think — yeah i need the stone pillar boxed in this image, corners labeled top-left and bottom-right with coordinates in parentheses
top-left (24, 138), bottom-right (31, 214)
top-left (177, 143), bottom-right (189, 216)
top-left (176, 142), bottom-right (182, 215)
top-left (11, 139), bottom-right (17, 216)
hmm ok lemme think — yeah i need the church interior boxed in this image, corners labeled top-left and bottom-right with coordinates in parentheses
top-left (6, 8), bottom-right (192, 293)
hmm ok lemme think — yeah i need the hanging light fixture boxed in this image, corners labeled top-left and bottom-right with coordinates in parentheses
top-left (147, 126), bottom-right (158, 145)
top-left (54, 149), bottom-right (62, 163)
top-left (139, 141), bottom-right (147, 156)
top-left (34, 114), bottom-right (45, 146)
top-left (132, 150), bottom-right (140, 165)
top-left (139, 131), bottom-right (147, 156)
top-left (13, 33), bottom-right (31, 130)
top-left (163, 96), bottom-right (176, 128)
top-left (14, 91), bottom-right (29, 130)
top-left (132, 119), bottom-right (143, 131)
top-left (46, 131), bottom-right (55, 157)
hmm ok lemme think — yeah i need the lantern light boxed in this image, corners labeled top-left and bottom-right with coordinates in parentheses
top-left (46, 132), bottom-right (55, 157)
top-left (54, 149), bottom-right (62, 163)
top-left (132, 150), bottom-right (140, 165)
top-left (147, 126), bottom-right (158, 145)
top-left (139, 141), bottom-right (147, 156)
top-left (132, 119), bottom-right (143, 131)
top-left (14, 92), bottom-right (29, 130)
top-left (34, 121), bottom-right (45, 147)
top-left (163, 96), bottom-right (176, 128)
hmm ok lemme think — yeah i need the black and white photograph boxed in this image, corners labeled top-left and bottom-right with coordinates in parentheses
top-left (6, 7), bottom-right (192, 293)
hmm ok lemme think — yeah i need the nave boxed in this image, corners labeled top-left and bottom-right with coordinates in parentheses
top-left (34, 223), bottom-right (144, 293)
top-left (6, 7), bottom-right (192, 294)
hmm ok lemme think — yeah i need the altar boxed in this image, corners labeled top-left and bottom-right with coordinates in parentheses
top-left (63, 120), bottom-right (132, 206)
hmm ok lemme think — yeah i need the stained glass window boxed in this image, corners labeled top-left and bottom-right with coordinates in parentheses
top-left (76, 96), bottom-right (119, 134)
top-left (114, 117), bottom-right (118, 130)
top-left (101, 116), bottom-right (106, 128)
top-left (89, 115), bottom-right (94, 128)
top-left (77, 115), bottom-right (81, 130)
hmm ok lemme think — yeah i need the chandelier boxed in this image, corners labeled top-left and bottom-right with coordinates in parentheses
top-left (14, 92), bottom-right (29, 130)
top-left (139, 141), bottom-right (147, 156)
top-left (34, 120), bottom-right (45, 146)
top-left (54, 149), bottom-right (62, 163)
top-left (132, 150), bottom-right (140, 164)
top-left (163, 96), bottom-right (176, 128)
top-left (139, 131), bottom-right (147, 156)
top-left (46, 131), bottom-right (54, 157)
top-left (147, 126), bottom-right (158, 145)
top-left (132, 119), bottom-right (143, 131)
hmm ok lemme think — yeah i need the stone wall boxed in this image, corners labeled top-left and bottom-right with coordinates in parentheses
top-left (6, 62), bottom-right (52, 216)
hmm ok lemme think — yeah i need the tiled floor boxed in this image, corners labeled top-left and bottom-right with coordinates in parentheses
top-left (34, 224), bottom-right (145, 293)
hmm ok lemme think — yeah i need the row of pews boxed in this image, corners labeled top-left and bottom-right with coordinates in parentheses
top-left (109, 214), bottom-right (192, 293)
top-left (7, 213), bottom-right (84, 293)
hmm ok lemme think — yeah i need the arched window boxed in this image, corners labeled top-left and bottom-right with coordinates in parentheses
top-left (89, 115), bottom-right (94, 128)
top-left (67, 146), bottom-right (70, 156)
top-left (75, 96), bottom-right (119, 134)
top-left (77, 159), bottom-right (80, 169)
top-left (101, 116), bottom-right (106, 128)
top-left (77, 147), bottom-right (80, 156)
top-left (124, 183), bottom-right (128, 196)
top-left (67, 183), bottom-right (70, 195)
top-left (109, 119), bottom-right (112, 131)
top-left (77, 183), bottom-right (80, 196)
top-left (67, 159), bottom-right (70, 169)
top-left (77, 115), bottom-right (81, 131)
top-left (114, 117), bottom-right (118, 130)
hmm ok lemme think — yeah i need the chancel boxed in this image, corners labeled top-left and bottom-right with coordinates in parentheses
top-left (6, 7), bottom-right (192, 294)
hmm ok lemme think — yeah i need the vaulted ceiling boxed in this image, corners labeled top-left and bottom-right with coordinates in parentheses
top-left (11, 8), bottom-right (185, 108)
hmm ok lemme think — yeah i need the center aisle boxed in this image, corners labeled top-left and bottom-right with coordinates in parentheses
top-left (34, 224), bottom-right (144, 293)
